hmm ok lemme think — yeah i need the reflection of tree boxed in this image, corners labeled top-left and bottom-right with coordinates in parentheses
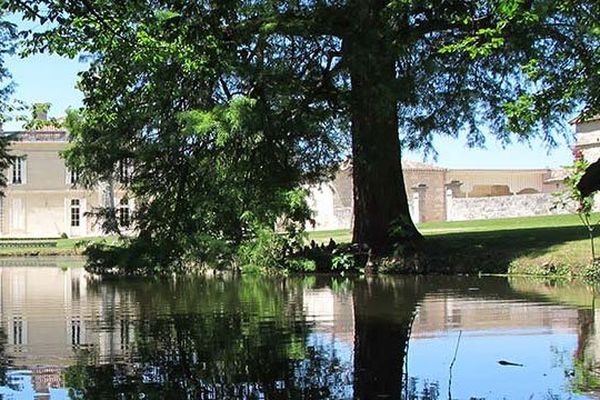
top-left (0, 327), bottom-right (7, 386)
top-left (65, 275), bottom-right (352, 399)
top-left (572, 308), bottom-right (600, 392)
top-left (353, 276), bottom-right (423, 400)
top-left (404, 378), bottom-right (441, 400)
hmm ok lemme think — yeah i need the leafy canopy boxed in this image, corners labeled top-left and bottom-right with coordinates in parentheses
top-left (8, 0), bottom-right (600, 271)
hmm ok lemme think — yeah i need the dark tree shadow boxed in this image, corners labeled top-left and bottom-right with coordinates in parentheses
top-left (424, 225), bottom-right (592, 274)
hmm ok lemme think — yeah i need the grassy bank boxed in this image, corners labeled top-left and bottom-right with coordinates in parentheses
top-left (308, 213), bottom-right (599, 276)
top-left (1, 213), bottom-right (595, 277)
top-left (0, 237), bottom-right (116, 257)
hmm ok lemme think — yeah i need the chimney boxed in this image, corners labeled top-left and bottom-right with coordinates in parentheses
top-left (35, 109), bottom-right (48, 121)
top-left (33, 103), bottom-right (49, 122)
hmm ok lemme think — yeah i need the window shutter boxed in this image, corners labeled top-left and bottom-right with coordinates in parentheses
top-left (21, 159), bottom-right (27, 185)
top-left (64, 197), bottom-right (69, 233)
top-left (81, 198), bottom-right (87, 235)
top-left (7, 159), bottom-right (14, 186)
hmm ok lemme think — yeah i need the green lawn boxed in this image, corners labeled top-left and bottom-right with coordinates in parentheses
top-left (0, 213), bottom-right (595, 276)
top-left (0, 236), bottom-right (118, 257)
top-left (308, 213), bottom-right (599, 275)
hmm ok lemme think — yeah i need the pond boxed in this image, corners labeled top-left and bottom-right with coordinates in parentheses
top-left (0, 258), bottom-right (598, 399)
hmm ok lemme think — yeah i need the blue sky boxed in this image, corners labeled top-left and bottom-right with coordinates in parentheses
top-left (4, 52), bottom-right (574, 169)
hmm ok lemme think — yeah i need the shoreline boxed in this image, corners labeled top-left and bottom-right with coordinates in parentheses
top-left (0, 213), bottom-right (595, 280)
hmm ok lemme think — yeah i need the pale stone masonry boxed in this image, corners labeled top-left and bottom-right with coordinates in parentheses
top-left (4, 115), bottom-right (595, 234)
top-left (307, 113), bottom-right (600, 229)
top-left (306, 160), bottom-right (568, 230)
top-left (1, 128), bottom-right (130, 238)
top-left (575, 116), bottom-right (600, 163)
top-left (447, 192), bottom-right (570, 221)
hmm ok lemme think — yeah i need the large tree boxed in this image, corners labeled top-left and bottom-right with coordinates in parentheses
top-left (10, 0), bottom-right (600, 262)
top-left (0, 2), bottom-right (16, 191)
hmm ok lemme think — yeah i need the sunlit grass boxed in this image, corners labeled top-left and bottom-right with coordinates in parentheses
top-left (307, 213), bottom-right (599, 274)
top-left (0, 236), bottom-right (118, 256)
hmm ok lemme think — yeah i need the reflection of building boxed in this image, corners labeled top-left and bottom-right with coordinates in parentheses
top-left (303, 288), bottom-right (354, 344)
top-left (302, 283), bottom-right (580, 343)
top-left (0, 268), bottom-right (595, 398)
top-left (0, 260), bottom-right (137, 385)
top-left (411, 295), bottom-right (578, 338)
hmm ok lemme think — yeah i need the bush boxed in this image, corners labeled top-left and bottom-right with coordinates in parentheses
top-left (331, 253), bottom-right (354, 273)
top-left (237, 226), bottom-right (287, 273)
top-left (582, 260), bottom-right (600, 282)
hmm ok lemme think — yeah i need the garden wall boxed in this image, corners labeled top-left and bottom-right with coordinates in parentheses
top-left (446, 192), bottom-right (576, 221)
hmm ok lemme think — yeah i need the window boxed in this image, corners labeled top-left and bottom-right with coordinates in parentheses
top-left (11, 316), bottom-right (25, 347)
top-left (11, 157), bottom-right (25, 185)
top-left (118, 197), bottom-right (130, 227)
top-left (67, 168), bottom-right (79, 186)
top-left (70, 199), bottom-right (81, 227)
top-left (71, 319), bottom-right (81, 346)
top-left (118, 159), bottom-right (132, 184)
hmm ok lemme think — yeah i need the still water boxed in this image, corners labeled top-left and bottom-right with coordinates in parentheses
top-left (0, 258), bottom-right (598, 399)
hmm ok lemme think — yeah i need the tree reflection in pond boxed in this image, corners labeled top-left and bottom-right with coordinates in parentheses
top-left (64, 275), bottom-right (355, 399)
top-left (2, 271), bottom-right (599, 399)
top-left (353, 276), bottom-right (422, 400)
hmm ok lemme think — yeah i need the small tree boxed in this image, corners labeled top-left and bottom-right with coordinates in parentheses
top-left (562, 149), bottom-right (598, 261)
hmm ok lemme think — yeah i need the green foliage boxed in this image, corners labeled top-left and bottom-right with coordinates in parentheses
top-left (236, 211), bottom-right (313, 274)
top-left (508, 260), bottom-right (571, 278)
top-left (558, 150), bottom-right (600, 262)
top-left (331, 253), bottom-right (354, 273)
top-left (582, 260), bottom-right (600, 282)
top-left (9, 0), bottom-right (600, 270)
top-left (236, 225), bottom-right (287, 273)
top-left (61, 275), bottom-right (352, 399)
top-left (564, 153), bottom-right (594, 215)
top-left (286, 258), bottom-right (317, 273)
top-left (569, 356), bottom-right (600, 393)
top-left (0, 4), bottom-right (16, 195)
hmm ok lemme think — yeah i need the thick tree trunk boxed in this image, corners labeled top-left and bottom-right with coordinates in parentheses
top-left (345, 0), bottom-right (421, 255)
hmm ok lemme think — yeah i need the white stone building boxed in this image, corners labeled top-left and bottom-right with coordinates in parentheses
top-left (574, 115), bottom-right (600, 163)
top-left (0, 127), bottom-right (130, 238)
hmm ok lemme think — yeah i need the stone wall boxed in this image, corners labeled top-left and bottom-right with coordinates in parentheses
top-left (404, 169), bottom-right (447, 222)
top-left (446, 192), bottom-right (573, 221)
top-left (575, 118), bottom-right (600, 163)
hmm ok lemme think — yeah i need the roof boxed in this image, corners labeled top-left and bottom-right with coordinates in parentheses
top-left (401, 159), bottom-right (446, 171)
top-left (569, 114), bottom-right (600, 125)
top-left (2, 130), bottom-right (68, 143)
top-left (338, 158), bottom-right (446, 172)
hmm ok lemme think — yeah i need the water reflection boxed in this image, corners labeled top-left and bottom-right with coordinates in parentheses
top-left (0, 260), bottom-right (598, 398)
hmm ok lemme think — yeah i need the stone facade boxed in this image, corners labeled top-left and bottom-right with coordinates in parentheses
top-left (403, 161), bottom-right (447, 223)
top-left (447, 169), bottom-right (557, 197)
top-left (307, 161), bottom-right (568, 230)
top-left (446, 192), bottom-right (570, 221)
top-left (306, 160), bottom-right (448, 230)
top-left (575, 116), bottom-right (600, 163)
top-left (0, 128), bottom-right (129, 238)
